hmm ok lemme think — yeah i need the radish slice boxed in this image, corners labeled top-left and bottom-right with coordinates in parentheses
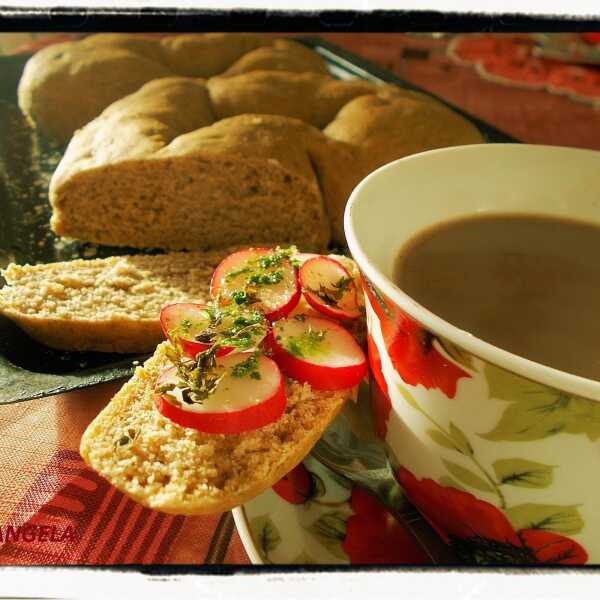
top-left (154, 353), bottom-right (286, 434)
top-left (293, 252), bottom-right (319, 265)
top-left (160, 302), bottom-right (268, 359)
top-left (210, 247), bottom-right (301, 321)
top-left (160, 303), bottom-right (228, 358)
top-left (299, 256), bottom-right (362, 320)
top-left (267, 315), bottom-right (367, 390)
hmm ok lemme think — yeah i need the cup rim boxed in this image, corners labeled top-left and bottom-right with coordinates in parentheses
top-left (344, 143), bottom-right (600, 402)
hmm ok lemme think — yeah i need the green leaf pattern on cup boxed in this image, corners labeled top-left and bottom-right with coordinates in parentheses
top-left (492, 459), bottom-right (555, 489)
top-left (482, 363), bottom-right (600, 442)
top-left (426, 428), bottom-right (456, 450)
top-left (438, 475), bottom-right (466, 492)
top-left (308, 511), bottom-right (349, 560)
top-left (436, 336), bottom-right (475, 371)
top-left (506, 504), bottom-right (584, 536)
top-left (448, 422), bottom-right (474, 456)
top-left (442, 459), bottom-right (494, 493)
top-left (398, 369), bottom-right (588, 543)
top-left (251, 515), bottom-right (282, 563)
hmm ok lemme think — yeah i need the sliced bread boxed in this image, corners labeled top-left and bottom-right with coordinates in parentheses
top-left (49, 91), bottom-right (341, 251)
top-left (79, 341), bottom-right (351, 514)
top-left (0, 250), bottom-right (235, 353)
top-left (48, 72), bottom-right (483, 250)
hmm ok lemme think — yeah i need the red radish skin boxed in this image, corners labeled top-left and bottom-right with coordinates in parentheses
top-left (267, 316), bottom-right (367, 391)
top-left (299, 256), bottom-right (361, 321)
top-left (210, 248), bottom-right (301, 321)
top-left (154, 355), bottom-right (286, 434)
top-left (293, 252), bottom-right (319, 265)
top-left (160, 303), bottom-right (233, 358)
top-left (264, 285), bottom-right (301, 322)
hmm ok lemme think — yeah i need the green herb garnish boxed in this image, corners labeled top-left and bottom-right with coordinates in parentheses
top-left (224, 247), bottom-right (296, 294)
top-left (115, 428), bottom-right (138, 449)
top-left (247, 270), bottom-right (284, 286)
top-left (231, 290), bottom-right (252, 306)
top-left (164, 343), bottom-right (225, 404)
top-left (230, 351), bottom-right (262, 380)
top-left (179, 318), bottom-right (193, 334)
top-left (192, 302), bottom-right (267, 351)
top-left (285, 328), bottom-right (327, 359)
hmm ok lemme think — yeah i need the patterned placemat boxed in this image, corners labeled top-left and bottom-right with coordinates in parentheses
top-left (448, 34), bottom-right (600, 108)
top-left (0, 385), bottom-right (250, 565)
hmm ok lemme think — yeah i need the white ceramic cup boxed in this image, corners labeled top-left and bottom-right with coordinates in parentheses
top-left (345, 144), bottom-right (600, 565)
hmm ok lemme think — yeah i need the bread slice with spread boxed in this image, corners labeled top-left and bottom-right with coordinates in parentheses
top-left (80, 247), bottom-right (366, 514)
top-left (80, 341), bottom-right (352, 514)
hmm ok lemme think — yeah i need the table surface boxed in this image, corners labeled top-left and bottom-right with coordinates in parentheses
top-left (1, 32), bottom-right (599, 567)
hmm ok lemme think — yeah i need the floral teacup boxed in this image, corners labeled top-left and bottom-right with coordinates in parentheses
top-left (345, 144), bottom-right (600, 565)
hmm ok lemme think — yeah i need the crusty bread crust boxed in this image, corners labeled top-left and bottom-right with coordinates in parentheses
top-left (0, 250), bottom-right (235, 353)
top-left (80, 342), bottom-right (350, 514)
top-left (18, 33), bottom-right (325, 143)
top-left (0, 310), bottom-right (161, 354)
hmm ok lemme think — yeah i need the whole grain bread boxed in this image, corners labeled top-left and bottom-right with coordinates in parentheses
top-left (49, 73), bottom-right (482, 249)
top-left (0, 250), bottom-right (235, 353)
top-left (18, 33), bottom-right (326, 143)
top-left (50, 109), bottom-right (336, 252)
top-left (79, 341), bottom-right (350, 514)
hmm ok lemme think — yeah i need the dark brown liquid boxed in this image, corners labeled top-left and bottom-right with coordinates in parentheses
top-left (395, 214), bottom-right (600, 381)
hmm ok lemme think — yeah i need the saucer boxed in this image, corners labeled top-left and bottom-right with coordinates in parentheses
top-left (232, 452), bottom-right (431, 565)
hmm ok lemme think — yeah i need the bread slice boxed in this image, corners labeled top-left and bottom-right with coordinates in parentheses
top-left (0, 250), bottom-right (234, 353)
top-left (80, 341), bottom-right (350, 515)
top-left (49, 93), bottom-right (337, 251)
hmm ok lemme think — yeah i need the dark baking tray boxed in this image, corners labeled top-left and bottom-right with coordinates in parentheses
top-left (0, 37), bottom-right (516, 404)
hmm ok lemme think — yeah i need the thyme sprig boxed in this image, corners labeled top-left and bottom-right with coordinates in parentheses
top-left (308, 276), bottom-right (354, 307)
top-left (162, 343), bottom-right (225, 404)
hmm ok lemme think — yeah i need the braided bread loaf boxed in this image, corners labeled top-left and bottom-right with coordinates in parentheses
top-left (18, 33), bottom-right (327, 142)
top-left (23, 33), bottom-right (483, 249)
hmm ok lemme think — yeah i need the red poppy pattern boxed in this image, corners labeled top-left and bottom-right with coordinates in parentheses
top-left (272, 463), bottom-right (313, 504)
top-left (342, 487), bottom-right (428, 564)
top-left (272, 464), bottom-right (429, 564)
top-left (367, 333), bottom-right (392, 439)
top-left (363, 276), bottom-right (470, 399)
top-left (397, 467), bottom-right (588, 565)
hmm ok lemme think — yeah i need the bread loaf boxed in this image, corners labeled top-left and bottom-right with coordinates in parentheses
top-left (22, 33), bottom-right (484, 249)
top-left (0, 250), bottom-right (236, 353)
top-left (49, 72), bottom-right (482, 249)
top-left (18, 33), bottom-right (327, 143)
top-left (79, 341), bottom-right (350, 514)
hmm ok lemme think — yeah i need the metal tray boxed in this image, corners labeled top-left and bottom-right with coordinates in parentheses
top-left (0, 37), bottom-right (516, 404)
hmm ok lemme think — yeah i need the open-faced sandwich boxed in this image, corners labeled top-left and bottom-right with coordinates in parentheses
top-left (80, 247), bottom-right (367, 514)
